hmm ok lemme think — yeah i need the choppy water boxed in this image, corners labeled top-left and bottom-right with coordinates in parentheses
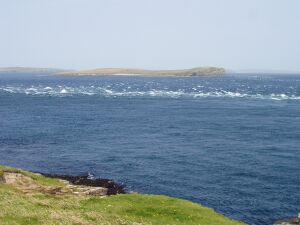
top-left (0, 73), bottom-right (300, 224)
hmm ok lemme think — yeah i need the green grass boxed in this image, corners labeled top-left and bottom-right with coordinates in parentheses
top-left (0, 165), bottom-right (64, 187)
top-left (0, 165), bottom-right (246, 225)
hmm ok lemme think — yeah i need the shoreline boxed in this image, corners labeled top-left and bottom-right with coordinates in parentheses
top-left (2, 165), bottom-right (297, 224)
top-left (42, 173), bottom-right (125, 195)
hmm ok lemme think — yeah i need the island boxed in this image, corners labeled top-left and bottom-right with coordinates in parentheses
top-left (0, 165), bottom-right (245, 225)
top-left (58, 67), bottom-right (226, 76)
top-left (0, 66), bottom-right (226, 77)
top-left (0, 67), bottom-right (65, 74)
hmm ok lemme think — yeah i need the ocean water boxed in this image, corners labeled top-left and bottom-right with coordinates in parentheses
top-left (0, 73), bottom-right (299, 225)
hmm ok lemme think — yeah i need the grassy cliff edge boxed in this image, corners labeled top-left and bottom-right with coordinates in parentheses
top-left (0, 165), bottom-right (245, 225)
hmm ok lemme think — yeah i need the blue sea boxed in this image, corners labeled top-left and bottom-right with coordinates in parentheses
top-left (0, 73), bottom-right (299, 225)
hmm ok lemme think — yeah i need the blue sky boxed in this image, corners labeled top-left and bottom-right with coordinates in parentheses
top-left (1, 0), bottom-right (300, 71)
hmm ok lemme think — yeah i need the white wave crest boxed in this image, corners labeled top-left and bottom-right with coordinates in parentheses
top-left (1, 85), bottom-right (300, 101)
top-left (60, 88), bottom-right (68, 94)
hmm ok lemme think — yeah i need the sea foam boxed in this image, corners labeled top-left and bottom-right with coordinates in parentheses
top-left (1, 85), bottom-right (300, 101)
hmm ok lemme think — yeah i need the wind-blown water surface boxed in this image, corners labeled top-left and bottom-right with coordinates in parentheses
top-left (0, 73), bottom-right (299, 225)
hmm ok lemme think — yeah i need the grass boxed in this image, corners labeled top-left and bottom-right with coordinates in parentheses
top-left (0, 165), bottom-right (64, 187)
top-left (0, 165), bottom-right (246, 225)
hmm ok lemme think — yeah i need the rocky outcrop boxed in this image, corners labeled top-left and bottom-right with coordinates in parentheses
top-left (0, 172), bottom-right (123, 196)
top-left (1, 172), bottom-right (70, 195)
top-left (274, 214), bottom-right (300, 225)
top-left (44, 174), bottom-right (125, 195)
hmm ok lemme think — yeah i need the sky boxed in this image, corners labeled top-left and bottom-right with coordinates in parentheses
top-left (1, 0), bottom-right (300, 72)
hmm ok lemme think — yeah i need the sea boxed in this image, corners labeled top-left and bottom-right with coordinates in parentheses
top-left (0, 73), bottom-right (299, 225)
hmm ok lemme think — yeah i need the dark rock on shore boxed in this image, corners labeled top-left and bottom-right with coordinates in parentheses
top-left (43, 173), bottom-right (126, 195)
top-left (274, 214), bottom-right (300, 225)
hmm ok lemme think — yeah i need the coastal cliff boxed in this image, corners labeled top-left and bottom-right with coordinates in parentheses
top-left (0, 165), bottom-right (245, 225)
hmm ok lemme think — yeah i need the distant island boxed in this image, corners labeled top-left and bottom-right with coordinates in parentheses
top-left (58, 67), bottom-right (226, 76)
top-left (0, 67), bottom-right (65, 74)
top-left (0, 66), bottom-right (226, 77)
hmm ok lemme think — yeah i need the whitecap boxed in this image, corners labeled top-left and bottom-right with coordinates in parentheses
top-left (60, 88), bottom-right (68, 94)
top-left (1, 85), bottom-right (300, 101)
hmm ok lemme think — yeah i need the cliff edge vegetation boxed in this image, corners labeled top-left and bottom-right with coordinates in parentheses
top-left (0, 165), bottom-right (245, 225)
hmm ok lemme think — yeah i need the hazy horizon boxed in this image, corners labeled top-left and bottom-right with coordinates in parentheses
top-left (1, 0), bottom-right (300, 72)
